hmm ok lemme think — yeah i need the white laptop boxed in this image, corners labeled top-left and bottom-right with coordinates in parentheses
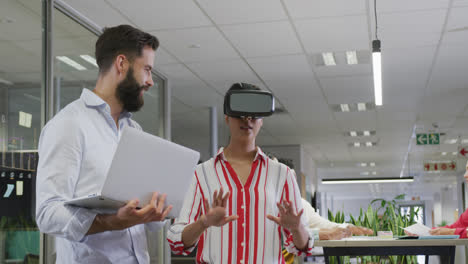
top-left (65, 126), bottom-right (200, 218)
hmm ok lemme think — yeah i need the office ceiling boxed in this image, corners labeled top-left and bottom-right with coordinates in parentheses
top-left (2, 0), bottom-right (468, 199)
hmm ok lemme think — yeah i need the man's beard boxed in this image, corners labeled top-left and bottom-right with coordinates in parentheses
top-left (116, 67), bottom-right (147, 112)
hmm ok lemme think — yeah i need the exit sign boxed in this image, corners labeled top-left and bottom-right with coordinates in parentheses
top-left (416, 133), bottom-right (440, 145)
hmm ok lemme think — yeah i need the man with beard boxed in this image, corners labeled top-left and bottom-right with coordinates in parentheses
top-left (36, 25), bottom-right (171, 264)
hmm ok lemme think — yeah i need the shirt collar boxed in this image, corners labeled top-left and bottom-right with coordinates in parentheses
top-left (215, 147), bottom-right (267, 164)
top-left (80, 88), bottom-right (132, 119)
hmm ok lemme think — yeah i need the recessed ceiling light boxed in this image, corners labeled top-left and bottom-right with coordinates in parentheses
top-left (444, 139), bottom-right (457, 144)
top-left (361, 162), bottom-right (367, 167)
top-left (340, 104), bottom-right (350, 112)
top-left (322, 52), bottom-right (336, 66)
top-left (372, 171), bottom-right (377, 175)
top-left (350, 131), bottom-right (357, 137)
top-left (363, 130), bottom-right (371, 136)
top-left (18, 111), bottom-right (32, 128)
top-left (354, 142), bottom-right (361, 147)
top-left (357, 103), bottom-right (367, 111)
top-left (361, 171), bottom-right (370, 176)
top-left (370, 162), bottom-right (376, 167)
top-left (80, 55), bottom-right (98, 67)
top-left (452, 152), bottom-right (458, 155)
top-left (462, 139), bottom-right (468, 144)
top-left (56, 56), bottom-right (86, 71)
top-left (366, 141), bottom-right (373, 147)
top-left (346, 51), bottom-right (358, 65)
top-left (441, 152), bottom-right (447, 156)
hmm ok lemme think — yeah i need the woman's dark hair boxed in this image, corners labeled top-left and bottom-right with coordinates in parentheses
top-left (95, 24), bottom-right (159, 74)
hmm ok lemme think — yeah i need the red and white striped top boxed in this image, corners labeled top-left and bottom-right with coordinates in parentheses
top-left (168, 147), bottom-right (314, 264)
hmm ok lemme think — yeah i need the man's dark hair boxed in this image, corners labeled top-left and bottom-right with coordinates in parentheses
top-left (95, 24), bottom-right (159, 74)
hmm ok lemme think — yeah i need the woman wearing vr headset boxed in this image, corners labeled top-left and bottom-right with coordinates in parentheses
top-left (167, 83), bottom-right (317, 263)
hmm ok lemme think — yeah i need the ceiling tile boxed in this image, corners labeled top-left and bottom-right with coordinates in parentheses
top-left (295, 15), bottom-right (369, 53)
top-left (63, 0), bottom-right (131, 28)
top-left (378, 9), bottom-right (446, 48)
top-left (315, 64), bottom-right (372, 78)
top-left (197, 0), bottom-right (286, 25)
top-left (383, 46), bottom-right (436, 74)
top-left (285, 0), bottom-right (366, 19)
top-left (0, 0), bottom-right (41, 41)
top-left (152, 27), bottom-right (239, 63)
top-left (221, 21), bottom-right (302, 58)
top-left (428, 44), bottom-right (468, 94)
top-left (377, 0), bottom-right (449, 13)
top-left (335, 111), bottom-right (377, 131)
top-left (110, 0), bottom-right (211, 30)
top-left (248, 54), bottom-right (314, 80)
top-left (154, 48), bottom-right (178, 66)
top-left (187, 59), bottom-right (260, 93)
top-left (321, 75), bottom-right (373, 104)
top-left (447, 6), bottom-right (468, 29)
top-left (158, 63), bottom-right (201, 87)
top-left (444, 6), bottom-right (468, 44)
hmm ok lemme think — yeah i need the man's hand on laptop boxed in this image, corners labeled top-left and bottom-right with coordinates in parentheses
top-left (115, 192), bottom-right (173, 229)
top-left (87, 192), bottom-right (172, 235)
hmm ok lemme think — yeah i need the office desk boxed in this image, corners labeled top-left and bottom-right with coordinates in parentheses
top-left (314, 239), bottom-right (468, 264)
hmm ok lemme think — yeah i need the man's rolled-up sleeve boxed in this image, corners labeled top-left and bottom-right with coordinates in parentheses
top-left (35, 118), bottom-right (97, 242)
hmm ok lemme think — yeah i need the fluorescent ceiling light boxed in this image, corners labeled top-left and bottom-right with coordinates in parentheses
top-left (80, 55), bottom-right (98, 67)
top-left (366, 141), bottom-right (373, 147)
top-left (0, 77), bottom-right (13, 85)
top-left (346, 51), bottom-right (358, 65)
top-left (372, 171), bottom-right (377, 175)
top-left (462, 139), bottom-right (468, 144)
top-left (441, 152), bottom-right (447, 156)
top-left (372, 40), bottom-right (382, 106)
top-left (322, 177), bottom-right (414, 185)
top-left (452, 152), bottom-right (458, 155)
top-left (444, 139), bottom-right (457, 144)
top-left (363, 130), bottom-right (371, 136)
top-left (370, 162), bottom-right (376, 167)
top-left (18, 111), bottom-right (32, 128)
top-left (354, 142), bottom-right (361, 147)
top-left (357, 103), bottom-right (367, 111)
top-left (350, 131), bottom-right (358, 137)
top-left (361, 162), bottom-right (367, 167)
top-left (56, 56), bottom-right (86, 71)
top-left (361, 171), bottom-right (370, 176)
top-left (322, 52), bottom-right (336, 66)
top-left (340, 104), bottom-right (350, 112)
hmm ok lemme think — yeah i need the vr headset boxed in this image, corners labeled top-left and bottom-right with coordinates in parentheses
top-left (223, 83), bottom-right (275, 118)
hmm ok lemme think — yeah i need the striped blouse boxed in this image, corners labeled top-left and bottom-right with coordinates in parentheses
top-left (167, 147), bottom-right (314, 264)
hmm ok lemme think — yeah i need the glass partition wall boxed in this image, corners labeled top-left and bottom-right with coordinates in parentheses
top-left (0, 0), bottom-right (168, 262)
top-left (0, 1), bottom-right (42, 263)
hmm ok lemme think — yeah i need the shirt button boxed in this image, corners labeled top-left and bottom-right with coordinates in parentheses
top-left (242, 223), bottom-right (245, 227)
top-left (240, 260), bottom-right (244, 264)
top-left (241, 205), bottom-right (245, 209)
top-left (241, 242), bottom-right (245, 247)
top-left (241, 189), bottom-right (244, 192)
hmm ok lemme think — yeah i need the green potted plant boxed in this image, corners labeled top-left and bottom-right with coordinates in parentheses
top-left (327, 194), bottom-right (418, 264)
top-left (0, 214), bottom-right (39, 262)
